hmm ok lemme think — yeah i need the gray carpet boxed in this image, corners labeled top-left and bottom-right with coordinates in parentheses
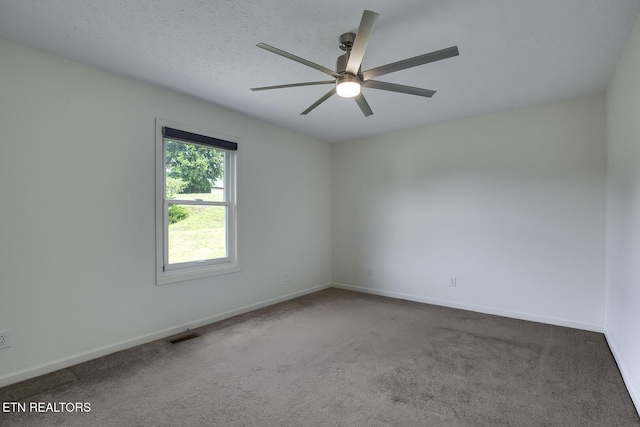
top-left (1, 288), bottom-right (638, 426)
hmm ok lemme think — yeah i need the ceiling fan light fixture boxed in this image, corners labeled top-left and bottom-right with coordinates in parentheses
top-left (336, 74), bottom-right (361, 98)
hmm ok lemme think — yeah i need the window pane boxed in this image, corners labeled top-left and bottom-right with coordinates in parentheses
top-left (213, 155), bottom-right (224, 195)
top-left (165, 139), bottom-right (225, 201)
top-left (168, 204), bottom-right (227, 264)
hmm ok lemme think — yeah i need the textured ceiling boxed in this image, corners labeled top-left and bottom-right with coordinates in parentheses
top-left (1, 0), bottom-right (639, 142)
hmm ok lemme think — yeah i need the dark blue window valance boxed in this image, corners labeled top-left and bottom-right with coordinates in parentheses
top-left (163, 127), bottom-right (237, 151)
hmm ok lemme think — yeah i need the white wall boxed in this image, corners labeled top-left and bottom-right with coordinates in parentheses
top-left (605, 10), bottom-right (640, 411)
top-left (0, 39), bottom-right (332, 387)
top-left (332, 94), bottom-right (606, 331)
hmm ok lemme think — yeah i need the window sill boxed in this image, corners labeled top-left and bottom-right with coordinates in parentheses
top-left (156, 262), bottom-right (239, 286)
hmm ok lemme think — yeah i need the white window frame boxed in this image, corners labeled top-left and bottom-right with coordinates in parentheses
top-left (155, 119), bottom-right (238, 285)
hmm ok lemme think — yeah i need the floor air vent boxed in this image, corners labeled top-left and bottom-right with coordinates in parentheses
top-left (168, 332), bottom-right (201, 344)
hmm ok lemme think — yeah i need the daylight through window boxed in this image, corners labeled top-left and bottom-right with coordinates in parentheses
top-left (156, 121), bottom-right (237, 284)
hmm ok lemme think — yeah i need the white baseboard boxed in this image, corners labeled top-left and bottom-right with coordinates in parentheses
top-left (332, 282), bottom-right (604, 333)
top-left (605, 332), bottom-right (640, 416)
top-left (0, 283), bottom-right (332, 389)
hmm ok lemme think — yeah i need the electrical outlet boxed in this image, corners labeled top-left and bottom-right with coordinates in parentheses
top-left (284, 272), bottom-right (290, 282)
top-left (0, 330), bottom-right (11, 349)
top-left (449, 277), bottom-right (457, 287)
top-left (366, 268), bottom-right (373, 277)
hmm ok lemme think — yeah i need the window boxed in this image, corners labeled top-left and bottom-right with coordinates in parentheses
top-left (156, 119), bottom-right (238, 285)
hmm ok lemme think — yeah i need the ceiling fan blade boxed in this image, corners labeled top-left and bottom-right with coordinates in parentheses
top-left (354, 93), bottom-right (373, 117)
top-left (257, 43), bottom-right (340, 78)
top-left (251, 81), bottom-right (334, 91)
top-left (362, 80), bottom-right (436, 97)
top-left (301, 88), bottom-right (337, 115)
top-left (361, 46), bottom-right (459, 80)
top-left (346, 10), bottom-right (379, 76)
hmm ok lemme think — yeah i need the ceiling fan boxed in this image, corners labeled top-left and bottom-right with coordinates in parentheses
top-left (251, 10), bottom-right (459, 117)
